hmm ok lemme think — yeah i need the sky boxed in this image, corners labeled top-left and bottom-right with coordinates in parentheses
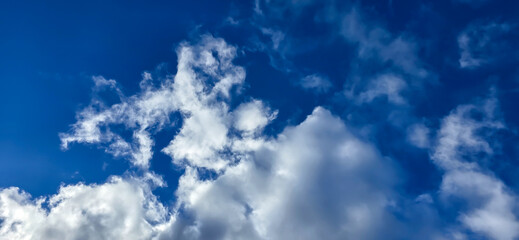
top-left (1, 0), bottom-right (519, 239)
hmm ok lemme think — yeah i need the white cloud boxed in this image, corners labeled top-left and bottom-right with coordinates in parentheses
top-left (407, 123), bottom-right (430, 148)
top-left (432, 96), bottom-right (503, 170)
top-left (334, 7), bottom-right (432, 106)
top-left (458, 33), bottom-right (482, 68)
top-left (32, 105), bottom-right (405, 240)
top-left (233, 100), bottom-right (277, 134)
top-left (442, 170), bottom-right (519, 240)
top-left (60, 35), bottom-right (247, 170)
top-left (250, 2), bottom-right (431, 103)
top-left (260, 28), bottom-right (285, 51)
top-left (158, 107), bottom-right (400, 240)
top-left (0, 176), bottom-right (167, 240)
top-left (9, 34), bottom-right (443, 240)
top-left (339, 8), bottom-right (429, 79)
top-left (356, 74), bottom-right (407, 105)
top-left (299, 74), bottom-right (332, 94)
top-left (7, 33), bottom-right (516, 240)
top-left (431, 95), bottom-right (519, 240)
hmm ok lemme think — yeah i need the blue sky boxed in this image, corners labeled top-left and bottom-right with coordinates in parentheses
top-left (1, 0), bottom-right (519, 239)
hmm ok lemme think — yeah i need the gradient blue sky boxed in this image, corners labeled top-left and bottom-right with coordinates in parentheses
top-left (1, 0), bottom-right (519, 239)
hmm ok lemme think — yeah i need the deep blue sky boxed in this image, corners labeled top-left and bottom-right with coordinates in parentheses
top-left (1, 1), bottom-right (519, 238)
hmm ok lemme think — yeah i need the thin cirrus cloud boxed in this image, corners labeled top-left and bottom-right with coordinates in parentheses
top-left (331, 5), bottom-right (433, 107)
top-left (458, 21), bottom-right (513, 69)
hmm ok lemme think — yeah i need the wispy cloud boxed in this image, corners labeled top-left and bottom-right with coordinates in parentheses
top-left (299, 74), bottom-right (332, 94)
top-left (431, 93), bottom-right (519, 240)
top-left (458, 22), bottom-right (513, 69)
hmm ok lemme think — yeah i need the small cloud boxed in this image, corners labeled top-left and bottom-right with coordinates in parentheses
top-left (357, 74), bottom-right (407, 105)
top-left (92, 76), bottom-right (117, 89)
top-left (300, 74), bottom-right (332, 94)
top-left (458, 21), bottom-right (512, 69)
top-left (233, 99), bottom-right (277, 134)
top-left (261, 27), bottom-right (285, 50)
top-left (415, 193), bottom-right (433, 204)
top-left (407, 123), bottom-right (430, 148)
top-left (339, 8), bottom-right (429, 80)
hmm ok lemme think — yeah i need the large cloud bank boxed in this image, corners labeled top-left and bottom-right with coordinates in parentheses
top-left (2, 18), bottom-right (519, 240)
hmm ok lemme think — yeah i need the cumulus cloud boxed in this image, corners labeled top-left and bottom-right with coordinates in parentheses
top-left (431, 95), bottom-right (519, 240)
top-left (158, 107), bottom-right (400, 240)
top-left (0, 175), bottom-right (167, 240)
top-left (4, 29), bottom-right (518, 240)
top-left (233, 100), bottom-right (277, 135)
top-left (2, 35), bottom-right (411, 239)
top-left (58, 35), bottom-right (276, 173)
top-left (3, 108), bottom-right (404, 239)
top-left (60, 35), bottom-right (249, 170)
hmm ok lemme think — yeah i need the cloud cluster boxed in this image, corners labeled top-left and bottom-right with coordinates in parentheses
top-left (2, 10), bottom-right (519, 239)
top-left (157, 107), bottom-right (400, 240)
top-left (338, 8), bottom-right (428, 80)
top-left (2, 35), bottom-right (405, 240)
top-left (335, 7), bottom-right (434, 107)
top-left (250, 1), bottom-right (432, 101)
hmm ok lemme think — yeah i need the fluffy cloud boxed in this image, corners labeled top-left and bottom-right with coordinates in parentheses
top-left (2, 35), bottom-right (407, 239)
top-left (2, 108), bottom-right (404, 240)
top-left (431, 95), bottom-right (519, 240)
top-left (0, 176), bottom-right (167, 240)
top-left (233, 100), bottom-right (277, 135)
top-left (60, 35), bottom-right (247, 170)
top-left (158, 107), bottom-right (400, 240)
top-left (3, 27), bottom-right (518, 240)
